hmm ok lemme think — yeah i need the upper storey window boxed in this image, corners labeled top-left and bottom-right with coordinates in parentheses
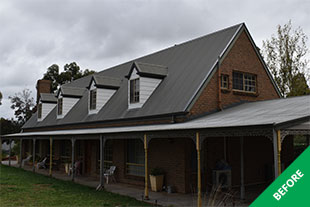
top-left (130, 78), bottom-right (140, 103)
top-left (89, 89), bottom-right (97, 110)
top-left (221, 74), bottom-right (229, 89)
top-left (57, 98), bottom-right (63, 115)
top-left (37, 93), bottom-right (57, 122)
top-left (38, 103), bottom-right (42, 119)
top-left (233, 71), bottom-right (256, 92)
top-left (87, 75), bottom-right (121, 114)
top-left (126, 62), bottom-right (168, 109)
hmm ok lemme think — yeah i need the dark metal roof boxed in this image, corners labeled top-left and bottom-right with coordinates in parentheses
top-left (23, 23), bottom-right (270, 129)
top-left (40, 93), bottom-right (57, 103)
top-left (9, 95), bottom-right (310, 137)
top-left (58, 86), bottom-right (86, 98)
top-left (91, 75), bottom-right (122, 89)
top-left (126, 62), bottom-right (168, 79)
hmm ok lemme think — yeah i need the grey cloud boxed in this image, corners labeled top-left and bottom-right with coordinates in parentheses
top-left (0, 0), bottom-right (309, 119)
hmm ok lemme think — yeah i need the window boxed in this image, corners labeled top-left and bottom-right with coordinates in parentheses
top-left (60, 140), bottom-right (71, 164)
top-left (57, 98), bottom-right (63, 115)
top-left (233, 71), bottom-right (256, 92)
top-left (104, 141), bottom-right (113, 170)
top-left (126, 139), bottom-right (144, 176)
top-left (221, 74), bottom-right (229, 89)
top-left (130, 78), bottom-right (140, 103)
top-left (38, 103), bottom-right (42, 119)
top-left (89, 89), bottom-right (97, 110)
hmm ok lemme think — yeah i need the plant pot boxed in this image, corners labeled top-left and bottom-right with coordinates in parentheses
top-left (150, 175), bottom-right (164, 192)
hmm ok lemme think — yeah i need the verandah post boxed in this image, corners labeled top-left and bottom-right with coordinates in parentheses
top-left (240, 136), bottom-right (245, 200)
top-left (71, 138), bottom-right (76, 181)
top-left (9, 139), bottom-right (12, 166)
top-left (196, 132), bottom-right (202, 207)
top-left (277, 130), bottom-right (281, 176)
top-left (272, 129), bottom-right (279, 179)
top-left (32, 138), bottom-right (36, 172)
top-left (144, 134), bottom-right (149, 200)
top-left (98, 135), bottom-right (106, 190)
top-left (0, 137), bottom-right (2, 165)
top-left (49, 137), bottom-right (53, 176)
top-left (19, 139), bottom-right (23, 168)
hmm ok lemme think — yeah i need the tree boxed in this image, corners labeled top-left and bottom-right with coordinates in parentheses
top-left (262, 20), bottom-right (310, 97)
top-left (43, 62), bottom-right (95, 93)
top-left (43, 64), bottom-right (60, 92)
top-left (0, 91), bottom-right (2, 105)
top-left (0, 118), bottom-right (21, 135)
top-left (9, 89), bottom-right (35, 125)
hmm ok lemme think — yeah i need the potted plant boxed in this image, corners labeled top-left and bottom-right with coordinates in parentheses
top-left (150, 167), bottom-right (164, 192)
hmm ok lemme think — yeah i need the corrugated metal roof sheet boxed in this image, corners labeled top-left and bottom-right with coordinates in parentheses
top-left (92, 75), bottom-right (122, 89)
top-left (60, 86), bottom-right (86, 97)
top-left (132, 62), bottom-right (168, 78)
top-left (23, 23), bottom-right (250, 129)
top-left (7, 95), bottom-right (310, 137)
top-left (40, 93), bottom-right (57, 103)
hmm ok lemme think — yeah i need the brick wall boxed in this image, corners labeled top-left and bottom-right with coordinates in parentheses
top-left (189, 31), bottom-right (280, 117)
top-left (36, 79), bottom-right (52, 104)
top-left (111, 138), bottom-right (190, 193)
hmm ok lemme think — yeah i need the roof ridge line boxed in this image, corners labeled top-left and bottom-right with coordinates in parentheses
top-left (98, 23), bottom-right (244, 74)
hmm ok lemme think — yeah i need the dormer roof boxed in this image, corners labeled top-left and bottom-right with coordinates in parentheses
top-left (126, 62), bottom-right (168, 79)
top-left (40, 93), bottom-right (57, 103)
top-left (57, 86), bottom-right (86, 98)
top-left (89, 74), bottom-right (122, 89)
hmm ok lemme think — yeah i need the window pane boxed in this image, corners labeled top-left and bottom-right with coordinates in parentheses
top-left (58, 98), bottom-right (63, 115)
top-left (233, 72), bottom-right (243, 90)
top-left (90, 90), bottom-right (96, 110)
top-left (130, 79), bottom-right (140, 103)
top-left (38, 103), bottom-right (42, 118)
top-left (126, 139), bottom-right (144, 176)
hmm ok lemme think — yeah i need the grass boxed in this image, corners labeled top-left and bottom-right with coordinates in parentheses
top-left (0, 165), bottom-right (150, 207)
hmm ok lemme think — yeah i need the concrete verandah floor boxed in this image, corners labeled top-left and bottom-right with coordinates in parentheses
top-left (3, 162), bottom-right (257, 206)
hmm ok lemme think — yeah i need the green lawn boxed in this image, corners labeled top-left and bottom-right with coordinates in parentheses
top-left (0, 165), bottom-right (150, 207)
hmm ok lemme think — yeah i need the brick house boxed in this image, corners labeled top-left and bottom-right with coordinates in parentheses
top-left (2, 23), bottom-right (309, 205)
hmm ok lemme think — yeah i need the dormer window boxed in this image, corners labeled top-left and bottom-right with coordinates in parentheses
top-left (90, 89), bottom-right (97, 110)
top-left (38, 103), bottom-right (42, 119)
top-left (130, 78), bottom-right (140, 103)
top-left (126, 62), bottom-right (167, 109)
top-left (57, 98), bottom-right (63, 115)
top-left (87, 75), bottom-right (121, 114)
top-left (37, 93), bottom-right (57, 122)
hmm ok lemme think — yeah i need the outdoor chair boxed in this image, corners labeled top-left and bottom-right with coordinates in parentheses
top-left (21, 155), bottom-right (32, 167)
top-left (37, 157), bottom-right (47, 169)
top-left (69, 160), bottom-right (82, 176)
top-left (104, 166), bottom-right (116, 184)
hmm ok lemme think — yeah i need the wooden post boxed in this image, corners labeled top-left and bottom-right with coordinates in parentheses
top-left (8, 139), bottom-right (12, 166)
top-left (98, 135), bottom-right (106, 190)
top-left (240, 136), bottom-right (245, 200)
top-left (144, 134), bottom-right (149, 200)
top-left (272, 130), bottom-right (279, 179)
top-left (0, 137), bottom-right (2, 165)
top-left (49, 138), bottom-right (53, 176)
top-left (196, 132), bottom-right (202, 207)
top-left (277, 130), bottom-right (281, 175)
top-left (33, 138), bottom-right (36, 172)
top-left (71, 138), bottom-right (76, 181)
top-left (224, 137), bottom-right (227, 161)
top-left (19, 139), bottom-right (23, 168)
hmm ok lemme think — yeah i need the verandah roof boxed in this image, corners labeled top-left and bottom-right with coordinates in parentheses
top-left (3, 95), bottom-right (309, 138)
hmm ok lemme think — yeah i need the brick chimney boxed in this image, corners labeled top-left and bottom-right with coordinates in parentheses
top-left (36, 79), bottom-right (52, 104)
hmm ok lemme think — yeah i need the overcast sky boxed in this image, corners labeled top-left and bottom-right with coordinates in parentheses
top-left (0, 0), bottom-right (309, 119)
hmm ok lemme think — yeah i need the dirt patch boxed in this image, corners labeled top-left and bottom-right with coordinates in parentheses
top-left (0, 184), bottom-right (17, 188)
top-left (33, 184), bottom-right (52, 191)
